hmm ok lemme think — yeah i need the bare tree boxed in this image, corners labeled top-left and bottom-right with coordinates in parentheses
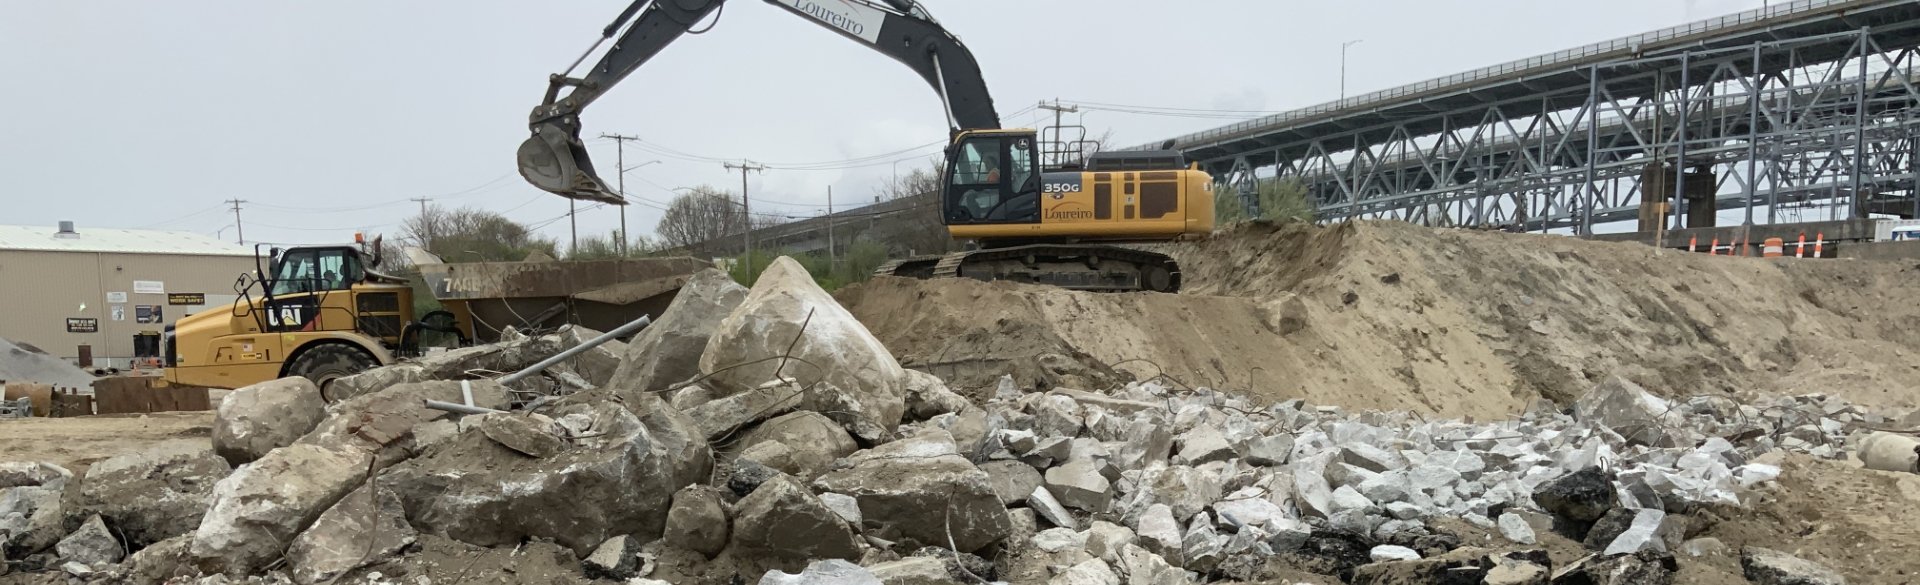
top-left (869, 159), bottom-right (957, 255)
top-left (402, 205), bottom-right (559, 262)
top-left (656, 185), bottom-right (749, 251)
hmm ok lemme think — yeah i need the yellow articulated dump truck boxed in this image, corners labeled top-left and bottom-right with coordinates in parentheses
top-left (165, 237), bottom-right (419, 391)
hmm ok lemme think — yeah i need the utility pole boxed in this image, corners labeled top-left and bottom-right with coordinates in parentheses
top-left (1341, 39), bottom-right (1364, 100)
top-left (1038, 99), bottom-right (1079, 166)
top-left (827, 185), bottom-right (836, 267)
top-left (723, 160), bottom-right (767, 273)
top-left (224, 199), bottom-right (247, 245)
top-left (600, 133), bottom-right (640, 255)
top-left (409, 197), bottom-right (432, 249)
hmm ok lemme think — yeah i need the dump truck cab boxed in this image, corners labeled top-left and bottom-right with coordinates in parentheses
top-left (165, 238), bottom-right (412, 390)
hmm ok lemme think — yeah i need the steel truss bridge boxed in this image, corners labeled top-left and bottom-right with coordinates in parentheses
top-left (1156, 0), bottom-right (1920, 233)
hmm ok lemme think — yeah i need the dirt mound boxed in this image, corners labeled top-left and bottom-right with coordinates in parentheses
top-left (840, 221), bottom-right (1920, 418)
top-left (0, 337), bottom-right (95, 388)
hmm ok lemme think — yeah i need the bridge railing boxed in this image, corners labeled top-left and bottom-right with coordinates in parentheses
top-left (1150, 0), bottom-right (1858, 150)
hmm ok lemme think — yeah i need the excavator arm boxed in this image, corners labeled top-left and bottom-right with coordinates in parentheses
top-left (517, 0), bottom-right (1002, 202)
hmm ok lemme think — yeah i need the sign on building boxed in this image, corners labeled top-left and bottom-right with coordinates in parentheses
top-left (133, 280), bottom-right (165, 294)
top-left (167, 293), bottom-right (205, 306)
top-left (135, 305), bottom-right (163, 324)
top-left (66, 318), bottom-right (98, 333)
top-left (106, 291), bottom-right (128, 303)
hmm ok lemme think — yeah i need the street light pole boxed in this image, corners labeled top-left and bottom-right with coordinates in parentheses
top-left (1341, 39), bottom-right (1364, 101)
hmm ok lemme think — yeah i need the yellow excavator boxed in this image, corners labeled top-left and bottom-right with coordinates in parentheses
top-left (517, 0), bottom-right (1213, 292)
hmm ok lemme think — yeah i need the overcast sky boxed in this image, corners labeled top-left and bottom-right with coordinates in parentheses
top-left (2, 0), bottom-right (1765, 248)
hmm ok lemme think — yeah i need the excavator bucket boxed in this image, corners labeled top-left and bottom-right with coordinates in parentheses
top-left (517, 121), bottom-right (624, 205)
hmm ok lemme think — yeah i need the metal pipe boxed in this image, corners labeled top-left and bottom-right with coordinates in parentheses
top-left (423, 400), bottom-right (504, 415)
top-left (500, 315), bottom-right (652, 385)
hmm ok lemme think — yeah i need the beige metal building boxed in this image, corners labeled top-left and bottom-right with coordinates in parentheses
top-left (0, 221), bottom-right (254, 368)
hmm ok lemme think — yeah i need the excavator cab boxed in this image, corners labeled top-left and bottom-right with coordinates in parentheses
top-left (944, 130), bottom-right (1043, 226)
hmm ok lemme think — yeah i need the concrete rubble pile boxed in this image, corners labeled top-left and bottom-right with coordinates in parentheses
top-left (0, 259), bottom-right (1890, 584)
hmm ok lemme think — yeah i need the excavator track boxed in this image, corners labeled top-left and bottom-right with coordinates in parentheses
top-left (874, 244), bottom-right (1180, 293)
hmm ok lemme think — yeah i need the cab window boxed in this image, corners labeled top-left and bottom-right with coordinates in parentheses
top-left (271, 248), bottom-right (359, 295)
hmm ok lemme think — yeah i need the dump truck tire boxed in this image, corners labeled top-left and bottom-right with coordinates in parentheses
top-left (286, 343), bottom-right (377, 399)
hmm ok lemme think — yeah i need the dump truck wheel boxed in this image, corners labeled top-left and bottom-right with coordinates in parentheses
top-left (287, 343), bottom-right (376, 400)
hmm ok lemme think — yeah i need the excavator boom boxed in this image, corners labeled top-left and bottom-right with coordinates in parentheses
top-left (516, 0), bottom-right (1000, 202)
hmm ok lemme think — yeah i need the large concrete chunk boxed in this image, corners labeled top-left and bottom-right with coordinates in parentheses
top-left (62, 440), bottom-right (231, 549)
top-left (979, 461), bottom-right (1044, 506)
top-left (609, 269), bottom-right (750, 398)
top-left (732, 411), bottom-right (861, 480)
top-left (1574, 375), bottom-right (1686, 447)
top-left (1050, 558), bottom-right (1120, 585)
top-left (1174, 426), bottom-right (1235, 466)
top-left (0, 482), bottom-right (66, 558)
top-left (1533, 467), bottom-right (1616, 523)
top-left (758, 559), bottom-right (883, 585)
top-left (381, 397), bottom-right (710, 555)
top-left (812, 431), bottom-right (1013, 553)
top-left (55, 515), bottom-right (121, 567)
top-left (213, 377), bottom-right (327, 466)
top-left (664, 485), bottom-right (730, 558)
top-left (1740, 547), bottom-right (1847, 585)
top-left (700, 257), bottom-right (908, 442)
top-left (1045, 459), bottom-right (1114, 513)
top-left (732, 476), bottom-right (862, 560)
top-left (868, 556), bottom-right (962, 585)
top-left (688, 379), bottom-right (805, 440)
top-left (302, 379), bottom-right (512, 469)
top-left (284, 485), bottom-right (415, 585)
top-left (191, 442), bottom-right (372, 574)
top-left (904, 369), bottom-right (972, 420)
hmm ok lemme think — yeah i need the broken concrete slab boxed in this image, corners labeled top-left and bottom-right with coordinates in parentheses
top-left (812, 431), bottom-right (1012, 553)
top-left (191, 441), bottom-right (372, 574)
top-left (979, 461), bottom-right (1043, 506)
top-left (1583, 507), bottom-right (1638, 551)
top-left (1115, 422), bottom-right (1174, 472)
top-left (1181, 513), bottom-right (1225, 573)
top-left (0, 462), bottom-right (71, 490)
top-left (732, 475), bottom-right (862, 561)
top-left (868, 555), bottom-right (963, 585)
top-left (1369, 544), bottom-right (1421, 562)
top-left (212, 377), bottom-right (328, 466)
top-left (1533, 467), bottom-right (1616, 523)
top-left (54, 515), bottom-right (120, 567)
top-left (1240, 434), bottom-right (1294, 467)
top-left (476, 412), bottom-right (566, 458)
top-left (380, 397), bottom-right (709, 556)
top-left (904, 369), bottom-right (972, 421)
top-left (607, 268), bottom-right (749, 400)
top-left (700, 257), bottom-right (908, 443)
top-left (61, 439), bottom-right (230, 550)
top-left (122, 534), bottom-right (195, 584)
top-left (1083, 520), bottom-right (1135, 564)
top-left (1575, 375), bottom-right (1686, 447)
top-left (821, 492), bottom-right (863, 527)
top-left (689, 379), bottom-right (805, 441)
top-left (663, 485), bottom-right (730, 558)
top-left (732, 410), bottom-right (861, 480)
top-left (1045, 459), bottom-right (1114, 513)
top-left (1134, 504), bottom-right (1183, 561)
top-left (581, 534), bottom-right (643, 581)
top-left (1740, 546), bottom-right (1846, 585)
top-left (1498, 512), bottom-right (1538, 545)
top-left (1601, 509), bottom-right (1667, 556)
top-left (758, 558), bottom-right (884, 585)
top-left (1174, 425), bottom-right (1236, 466)
top-left (283, 485), bottom-right (415, 585)
top-left (1049, 558), bottom-right (1120, 585)
top-left (1030, 486), bottom-right (1078, 531)
top-left (302, 379), bottom-right (512, 469)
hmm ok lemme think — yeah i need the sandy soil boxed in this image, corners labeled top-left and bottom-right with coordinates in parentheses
top-left (0, 411), bottom-right (213, 474)
top-left (841, 220), bottom-right (1920, 419)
